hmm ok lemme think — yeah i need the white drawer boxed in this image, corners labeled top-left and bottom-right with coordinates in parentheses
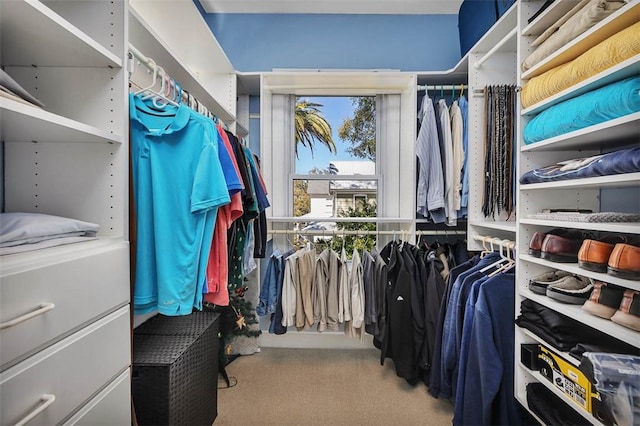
top-left (0, 306), bottom-right (130, 426)
top-left (63, 369), bottom-right (131, 426)
top-left (0, 241), bottom-right (129, 370)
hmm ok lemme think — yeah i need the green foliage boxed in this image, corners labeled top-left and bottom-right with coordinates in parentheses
top-left (316, 201), bottom-right (377, 257)
top-left (293, 180), bottom-right (310, 217)
top-left (295, 99), bottom-right (336, 159)
top-left (338, 97), bottom-right (376, 161)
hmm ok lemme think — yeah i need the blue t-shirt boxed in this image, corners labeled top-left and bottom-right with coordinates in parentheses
top-left (130, 94), bottom-right (231, 316)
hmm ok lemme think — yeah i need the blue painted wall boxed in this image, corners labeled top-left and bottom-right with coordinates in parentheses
top-left (202, 13), bottom-right (461, 72)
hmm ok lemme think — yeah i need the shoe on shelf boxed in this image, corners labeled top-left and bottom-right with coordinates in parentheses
top-left (607, 243), bottom-right (640, 281)
top-left (541, 231), bottom-right (585, 263)
top-left (529, 232), bottom-right (547, 258)
top-left (582, 281), bottom-right (626, 319)
top-left (546, 275), bottom-right (593, 304)
top-left (611, 290), bottom-right (640, 331)
top-left (578, 239), bottom-right (616, 273)
top-left (529, 270), bottom-right (573, 295)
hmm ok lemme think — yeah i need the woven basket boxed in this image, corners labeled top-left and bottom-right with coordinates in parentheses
top-left (132, 312), bottom-right (220, 425)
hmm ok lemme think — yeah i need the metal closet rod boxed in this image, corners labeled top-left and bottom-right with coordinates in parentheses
top-left (128, 44), bottom-right (227, 127)
top-left (417, 84), bottom-right (486, 95)
top-left (472, 234), bottom-right (515, 248)
top-left (268, 229), bottom-right (467, 236)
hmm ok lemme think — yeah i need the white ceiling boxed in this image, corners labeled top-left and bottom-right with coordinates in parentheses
top-left (199, 0), bottom-right (463, 15)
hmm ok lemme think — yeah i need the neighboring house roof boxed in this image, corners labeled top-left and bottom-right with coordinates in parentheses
top-left (329, 160), bottom-right (377, 191)
top-left (329, 161), bottom-right (375, 175)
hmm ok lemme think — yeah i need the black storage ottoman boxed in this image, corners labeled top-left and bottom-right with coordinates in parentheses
top-left (132, 311), bottom-right (220, 426)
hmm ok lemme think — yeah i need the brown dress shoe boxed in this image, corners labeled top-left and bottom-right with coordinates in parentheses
top-left (608, 243), bottom-right (640, 280)
top-left (541, 233), bottom-right (584, 263)
top-left (528, 232), bottom-right (546, 257)
top-left (578, 239), bottom-right (615, 273)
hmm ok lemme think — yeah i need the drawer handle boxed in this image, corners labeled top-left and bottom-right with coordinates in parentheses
top-left (0, 303), bottom-right (55, 330)
top-left (15, 394), bottom-right (55, 426)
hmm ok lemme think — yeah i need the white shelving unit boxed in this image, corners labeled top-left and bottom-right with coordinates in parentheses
top-left (515, 1), bottom-right (640, 423)
top-left (0, 0), bottom-right (131, 424)
top-left (466, 3), bottom-right (519, 250)
top-left (129, 0), bottom-right (248, 137)
top-left (522, 1), bottom-right (640, 79)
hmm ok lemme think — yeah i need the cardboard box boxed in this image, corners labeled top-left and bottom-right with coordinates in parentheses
top-left (538, 344), bottom-right (593, 413)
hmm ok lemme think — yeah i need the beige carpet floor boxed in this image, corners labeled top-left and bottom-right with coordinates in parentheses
top-left (215, 348), bottom-right (453, 426)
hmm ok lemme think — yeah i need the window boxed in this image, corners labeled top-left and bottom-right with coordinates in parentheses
top-left (261, 72), bottom-right (417, 249)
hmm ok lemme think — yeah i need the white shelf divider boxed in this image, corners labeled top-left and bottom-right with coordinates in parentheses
top-left (519, 218), bottom-right (640, 235)
top-left (521, 113), bottom-right (640, 152)
top-left (520, 254), bottom-right (640, 292)
top-left (0, 0), bottom-right (121, 68)
top-left (520, 173), bottom-right (640, 191)
top-left (0, 98), bottom-right (124, 144)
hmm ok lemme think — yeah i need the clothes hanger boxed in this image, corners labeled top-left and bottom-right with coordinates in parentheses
top-left (149, 66), bottom-right (179, 108)
top-left (479, 236), bottom-right (491, 258)
top-left (134, 57), bottom-right (159, 97)
top-left (488, 239), bottom-right (515, 277)
top-left (480, 238), bottom-right (509, 273)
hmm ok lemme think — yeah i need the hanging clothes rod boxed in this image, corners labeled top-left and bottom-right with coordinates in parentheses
top-left (417, 84), bottom-right (468, 92)
top-left (268, 229), bottom-right (467, 236)
top-left (473, 27), bottom-right (518, 69)
top-left (472, 234), bottom-right (515, 249)
top-left (127, 44), bottom-right (226, 126)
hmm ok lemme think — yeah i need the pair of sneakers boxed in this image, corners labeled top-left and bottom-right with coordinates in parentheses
top-left (529, 270), bottom-right (593, 304)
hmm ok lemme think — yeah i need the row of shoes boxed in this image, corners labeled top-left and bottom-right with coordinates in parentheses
top-left (528, 229), bottom-right (640, 280)
top-left (529, 271), bottom-right (639, 332)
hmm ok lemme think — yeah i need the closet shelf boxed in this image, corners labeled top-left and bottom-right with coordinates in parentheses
top-left (520, 173), bottom-right (640, 191)
top-left (518, 367), bottom-right (604, 426)
top-left (129, 8), bottom-right (237, 125)
top-left (468, 220), bottom-right (517, 233)
top-left (514, 390), bottom-right (546, 426)
top-left (520, 328), bottom-right (580, 367)
top-left (0, 98), bottom-right (124, 144)
top-left (519, 218), bottom-right (640, 235)
top-left (522, 1), bottom-right (640, 80)
top-left (522, 55), bottom-right (640, 117)
top-left (520, 113), bottom-right (640, 152)
top-left (0, 237), bottom-right (128, 277)
top-left (520, 254), bottom-right (640, 292)
top-left (416, 53), bottom-right (469, 86)
top-left (521, 0), bottom-right (588, 37)
top-left (519, 288), bottom-right (640, 349)
top-left (0, 0), bottom-right (121, 68)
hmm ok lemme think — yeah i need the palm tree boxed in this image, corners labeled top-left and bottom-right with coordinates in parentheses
top-left (295, 99), bottom-right (336, 158)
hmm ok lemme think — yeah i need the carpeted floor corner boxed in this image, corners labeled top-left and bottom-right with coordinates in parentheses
top-left (215, 347), bottom-right (454, 425)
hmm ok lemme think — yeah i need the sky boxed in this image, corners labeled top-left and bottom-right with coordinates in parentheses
top-left (295, 96), bottom-right (364, 174)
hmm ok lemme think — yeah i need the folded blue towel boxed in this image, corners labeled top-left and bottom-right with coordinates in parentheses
top-left (523, 76), bottom-right (640, 145)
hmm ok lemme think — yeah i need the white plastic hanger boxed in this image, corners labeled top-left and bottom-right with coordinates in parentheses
top-left (480, 238), bottom-right (509, 273)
